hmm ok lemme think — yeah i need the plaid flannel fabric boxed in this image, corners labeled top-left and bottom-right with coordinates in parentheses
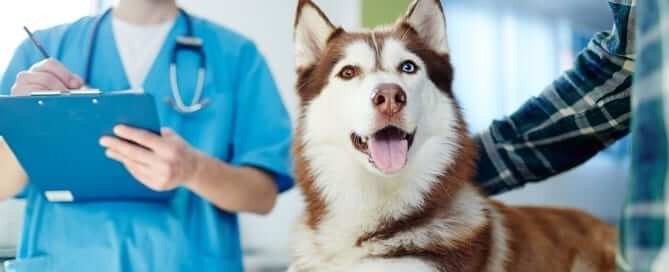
top-left (475, 0), bottom-right (635, 196)
top-left (618, 0), bottom-right (669, 271)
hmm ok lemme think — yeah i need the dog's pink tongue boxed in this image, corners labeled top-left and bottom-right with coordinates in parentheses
top-left (369, 138), bottom-right (408, 174)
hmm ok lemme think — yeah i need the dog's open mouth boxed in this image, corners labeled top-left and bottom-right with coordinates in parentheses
top-left (351, 126), bottom-right (416, 174)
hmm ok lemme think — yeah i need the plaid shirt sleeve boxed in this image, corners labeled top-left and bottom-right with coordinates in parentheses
top-left (619, 0), bottom-right (669, 270)
top-left (474, 0), bottom-right (636, 195)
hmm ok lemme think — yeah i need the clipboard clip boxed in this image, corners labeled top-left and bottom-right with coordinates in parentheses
top-left (30, 90), bottom-right (101, 96)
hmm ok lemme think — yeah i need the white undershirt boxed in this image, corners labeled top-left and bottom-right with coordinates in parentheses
top-left (111, 17), bottom-right (175, 89)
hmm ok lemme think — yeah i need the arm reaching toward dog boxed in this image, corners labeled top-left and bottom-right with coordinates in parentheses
top-left (475, 0), bottom-right (635, 195)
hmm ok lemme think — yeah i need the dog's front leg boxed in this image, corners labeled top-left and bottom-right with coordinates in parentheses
top-left (360, 234), bottom-right (419, 257)
top-left (347, 258), bottom-right (438, 272)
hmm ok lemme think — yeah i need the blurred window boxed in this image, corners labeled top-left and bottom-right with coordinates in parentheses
top-left (446, 2), bottom-right (575, 133)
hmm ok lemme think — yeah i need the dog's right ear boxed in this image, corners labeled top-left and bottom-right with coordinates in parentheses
top-left (399, 0), bottom-right (449, 54)
top-left (294, 0), bottom-right (337, 69)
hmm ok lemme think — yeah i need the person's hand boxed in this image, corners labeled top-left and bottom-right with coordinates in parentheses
top-left (11, 58), bottom-right (84, 96)
top-left (99, 125), bottom-right (203, 192)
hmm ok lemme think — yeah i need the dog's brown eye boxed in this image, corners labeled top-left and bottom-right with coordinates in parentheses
top-left (338, 65), bottom-right (359, 80)
top-left (399, 60), bottom-right (418, 74)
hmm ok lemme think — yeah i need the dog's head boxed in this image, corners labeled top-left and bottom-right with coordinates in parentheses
top-left (294, 0), bottom-right (466, 179)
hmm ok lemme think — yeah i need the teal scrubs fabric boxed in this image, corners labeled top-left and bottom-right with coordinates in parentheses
top-left (0, 12), bottom-right (293, 272)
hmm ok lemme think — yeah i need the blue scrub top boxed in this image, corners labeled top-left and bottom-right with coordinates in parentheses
top-left (0, 11), bottom-right (293, 272)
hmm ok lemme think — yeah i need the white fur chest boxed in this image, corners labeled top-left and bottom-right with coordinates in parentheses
top-left (289, 187), bottom-right (396, 270)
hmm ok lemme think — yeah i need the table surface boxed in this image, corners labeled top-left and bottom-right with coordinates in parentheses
top-left (0, 258), bottom-right (10, 272)
top-left (0, 200), bottom-right (24, 259)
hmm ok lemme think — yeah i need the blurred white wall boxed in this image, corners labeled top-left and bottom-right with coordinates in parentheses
top-left (0, 1), bottom-right (96, 75)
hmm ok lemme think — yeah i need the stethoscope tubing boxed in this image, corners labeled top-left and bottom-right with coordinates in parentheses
top-left (85, 8), bottom-right (208, 114)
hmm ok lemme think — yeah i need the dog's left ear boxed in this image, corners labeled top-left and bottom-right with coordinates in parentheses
top-left (398, 0), bottom-right (449, 53)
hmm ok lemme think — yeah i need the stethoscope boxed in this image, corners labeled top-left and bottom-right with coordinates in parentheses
top-left (85, 8), bottom-right (208, 114)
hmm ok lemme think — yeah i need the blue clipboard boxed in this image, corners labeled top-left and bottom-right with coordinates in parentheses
top-left (0, 90), bottom-right (174, 202)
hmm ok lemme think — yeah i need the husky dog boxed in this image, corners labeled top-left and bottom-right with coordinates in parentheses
top-left (288, 0), bottom-right (616, 271)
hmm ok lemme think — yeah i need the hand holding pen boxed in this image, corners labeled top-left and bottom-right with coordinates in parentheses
top-left (12, 26), bottom-right (86, 96)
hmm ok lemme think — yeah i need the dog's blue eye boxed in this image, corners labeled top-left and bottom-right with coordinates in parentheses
top-left (399, 60), bottom-right (418, 74)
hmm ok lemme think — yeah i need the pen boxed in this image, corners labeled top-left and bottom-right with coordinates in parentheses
top-left (22, 26), bottom-right (94, 90)
top-left (23, 26), bottom-right (50, 59)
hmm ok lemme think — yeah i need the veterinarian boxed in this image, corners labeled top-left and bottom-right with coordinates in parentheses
top-left (0, 0), bottom-right (292, 271)
top-left (473, 0), bottom-right (669, 270)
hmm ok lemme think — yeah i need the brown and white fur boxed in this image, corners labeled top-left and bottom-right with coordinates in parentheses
top-left (288, 0), bottom-right (616, 271)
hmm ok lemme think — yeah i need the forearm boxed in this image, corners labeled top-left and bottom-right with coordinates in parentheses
top-left (186, 152), bottom-right (278, 215)
top-left (0, 138), bottom-right (27, 200)
top-left (476, 96), bottom-right (630, 194)
top-left (476, 65), bottom-right (632, 194)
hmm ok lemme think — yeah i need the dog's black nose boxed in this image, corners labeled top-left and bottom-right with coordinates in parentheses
top-left (372, 83), bottom-right (406, 117)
